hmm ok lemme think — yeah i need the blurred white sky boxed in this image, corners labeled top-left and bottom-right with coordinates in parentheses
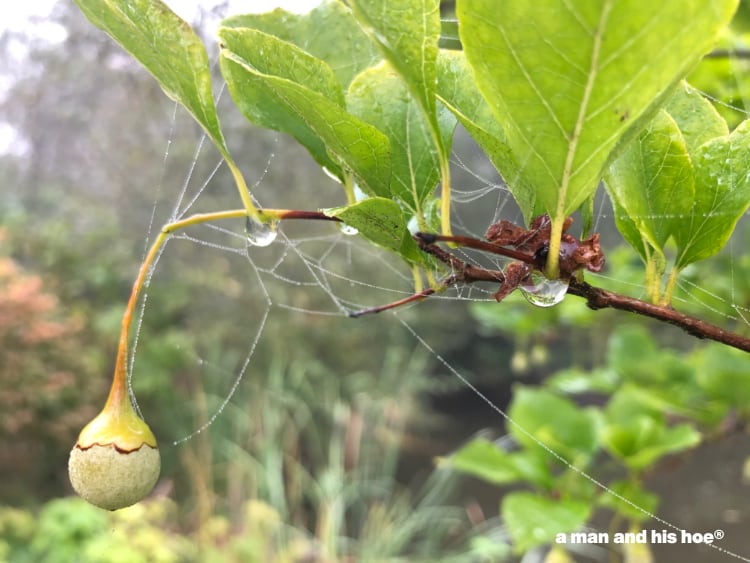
top-left (0, 1), bottom-right (323, 33)
top-left (0, 0), bottom-right (322, 154)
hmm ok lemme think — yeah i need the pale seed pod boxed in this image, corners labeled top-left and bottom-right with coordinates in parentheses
top-left (68, 442), bottom-right (160, 511)
top-left (68, 376), bottom-right (160, 510)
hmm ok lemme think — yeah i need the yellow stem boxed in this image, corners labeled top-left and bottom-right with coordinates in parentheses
top-left (425, 268), bottom-right (437, 290)
top-left (661, 267), bottom-right (681, 307)
top-left (439, 155), bottom-right (453, 237)
top-left (411, 264), bottom-right (424, 294)
top-left (643, 251), bottom-right (657, 304)
top-left (226, 158), bottom-right (260, 222)
top-left (108, 209), bottom-right (257, 413)
top-left (109, 229), bottom-right (168, 411)
top-left (545, 216), bottom-right (565, 279)
top-left (89, 206), bottom-right (329, 450)
top-left (343, 172), bottom-right (357, 205)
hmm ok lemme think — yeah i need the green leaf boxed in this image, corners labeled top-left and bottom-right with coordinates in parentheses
top-left (606, 110), bottom-right (694, 252)
top-left (73, 0), bottom-right (230, 159)
top-left (607, 325), bottom-right (657, 379)
top-left (325, 198), bottom-right (423, 263)
top-left (666, 82), bottom-right (728, 157)
top-left (600, 417), bottom-right (700, 472)
top-left (218, 26), bottom-right (391, 197)
top-left (605, 386), bottom-right (663, 424)
top-left (695, 345), bottom-right (750, 411)
top-left (457, 0), bottom-right (738, 220)
top-left (347, 62), bottom-right (456, 213)
top-left (502, 492), bottom-right (590, 553)
top-left (221, 1), bottom-right (380, 88)
top-left (348, 0), bottom-right (442, 135)
top-left (546, 367), bottom-right (619, 395)
top-left (675, 119), bottom-right (750, 268)
top-left (448, 438), bottom-right (519, 485)
top-left (348, 0), bottom-right (455, 234)
top-left (598, 480), bottom-right (659, 522)
top-left (448, 438), bottom-right (553, 489)
top-left (508, 387), bottom-right (599, 463)
top-left (611, 198), bottom-right (648, 261)
top-left (436, 50), bottom-right (536, 219)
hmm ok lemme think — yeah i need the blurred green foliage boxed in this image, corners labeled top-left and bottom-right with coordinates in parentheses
top-left (0, 3), bottom-right (499, 561)
top-left (3, 2), bottom-right (750, 562)
top-left (452, 242), bottom-right (750, 556)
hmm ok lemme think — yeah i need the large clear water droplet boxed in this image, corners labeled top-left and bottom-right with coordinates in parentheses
top-left (520, 272), bottom-right (569, 307)
top-left (338, 222), bottom-right (358, 236)
top-left (245, 216), bottom-right (278, 247)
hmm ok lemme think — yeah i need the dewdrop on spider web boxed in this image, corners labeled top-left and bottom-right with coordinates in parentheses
top-left (520, 272), bottom-right (570, 307)
top-left (338, 222), bottom-right (358, 236)
top-left (245, 215), bottom-right (279, 246)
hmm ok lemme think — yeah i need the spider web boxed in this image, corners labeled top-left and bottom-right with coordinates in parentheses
top-left (124, 27), bottom-right (750, 563)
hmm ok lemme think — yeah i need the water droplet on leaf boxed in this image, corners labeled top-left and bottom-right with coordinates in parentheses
top-left (520, 272), bottom-right (569, 307)
top-left (245, 216), bottom-right (278, 247)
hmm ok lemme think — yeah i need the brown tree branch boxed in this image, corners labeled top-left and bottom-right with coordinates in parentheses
top-left (566, 279), bottom-right (750, 352)
top-left (353, 233), bottom-right (750, 353)
top-left (705, 48), bottom-right (750, 60)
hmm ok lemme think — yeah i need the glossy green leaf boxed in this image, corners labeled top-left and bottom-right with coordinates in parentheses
top-left (458, 0), bottom-right (738, 219)
top-left (605, 85), bottom-right (731, 271)
top-left (325, 198), bottom-right (423, 263)
top-left (348, 0), bottom-right (453, 235)
top-left (666, 83), bottom-right (728, 155)
top-left (675, 119), bottom-right (750, 268)
top-left (611, 199), bottom-right (648, 261)
top-left (503, 492), bottom-right (590, 554)
top-left (73, 0), bottom-right (230, 158)
top-left (347, 62), bottom-right (456, 213)
top-left (219, 27), bottom-right (391, 197)
top-left (448, 438), bottom-right (553, 489)
top-left (349, 0), bottom-right (442, 135)
top-left (221, 1), bottom-right (380, 88)
top-left (606, 110), bottom-right (694, 253)
top-left (508, 387), bottom-right (599, 463)
top-left (436, 50), bottom-right (536, 219)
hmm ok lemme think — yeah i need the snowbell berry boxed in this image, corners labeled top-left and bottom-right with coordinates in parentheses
top-left (68, 360), bottom-right (160, 511)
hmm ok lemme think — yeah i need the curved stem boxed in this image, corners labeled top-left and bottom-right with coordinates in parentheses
top-left (226, 159), bottom-right (260, 222)
top-left (110, 228), bottom-right (169, 412)
top-left (111, 208), bottom-right (342, 400)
